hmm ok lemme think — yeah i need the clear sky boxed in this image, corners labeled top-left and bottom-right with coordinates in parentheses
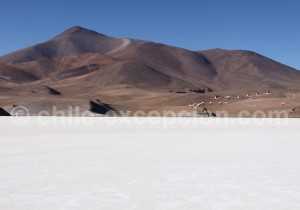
top-left (0, 0), bottom-right (299, 69)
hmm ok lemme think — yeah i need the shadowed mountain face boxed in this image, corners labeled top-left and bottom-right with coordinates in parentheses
top-left (0, 26), bottom-right (300, 116)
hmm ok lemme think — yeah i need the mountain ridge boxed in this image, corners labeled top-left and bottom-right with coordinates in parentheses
top-left (0, 26), bottom-right (299, 91)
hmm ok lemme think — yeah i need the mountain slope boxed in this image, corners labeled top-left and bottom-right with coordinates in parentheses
top-left (1, 26), bottom-right (124, 63)
top-left (113, 42), bottom-right (218, 88)
top-left (0, 62), bottom-right (38, 83)
top-left (0, 26), bottom-right (125, 78)
top-left (200, 49), bottom-right (300, 90)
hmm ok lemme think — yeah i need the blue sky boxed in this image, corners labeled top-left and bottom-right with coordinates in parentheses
top-left (0, 0), bottom-right (299, 69)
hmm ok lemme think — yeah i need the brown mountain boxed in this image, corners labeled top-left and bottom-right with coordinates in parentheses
top-left (200, 49), bottom-right (300, 90)
top-left (0, 26), bottom-right (299, 116)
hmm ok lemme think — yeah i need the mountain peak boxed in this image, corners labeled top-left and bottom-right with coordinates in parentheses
top-left (53, 26), bottom-right (107, 40)
top-left (64, 26), bottom-right (88, 33)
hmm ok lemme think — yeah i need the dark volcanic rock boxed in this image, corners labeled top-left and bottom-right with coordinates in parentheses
top-left (89, 100), bottom-right (114, 115)
top-left (45, 86), bottom-right (61, 96)
top-left (0, 107), bottom-right (11, 116)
